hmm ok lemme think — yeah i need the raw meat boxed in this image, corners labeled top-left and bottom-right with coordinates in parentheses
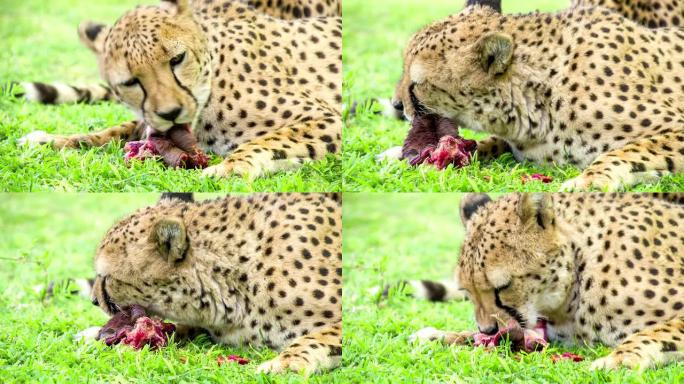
top-left (471, 319), bottom-right (548, 352)
top-left (97, 305), bottom-right (175, 350)
top-left (409, 135), bottom-right (478, 170)
top-left (217, 355), bottom-right (250, 365)
top-left (402, 114), bottom-right (477, 169)
top-left (125, 124), bottom-right (209, 169)
top-left (520, 173), bottom-right (553, 184)
top-left (551, 352), bottom-right (585, 363)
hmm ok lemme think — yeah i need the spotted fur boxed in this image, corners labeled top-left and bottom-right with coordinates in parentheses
top-left (92, 193), bottom-right (342, 374)
top-left (573, 0), bottom-right (684, 28)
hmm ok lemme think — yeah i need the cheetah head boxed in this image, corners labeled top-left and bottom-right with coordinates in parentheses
top-left (456, 193), bottom-right (574, 334)
top-left (78, 0), bottom-right (211, 132)
top-left (91, 195), bottom-right (217, 327)
top-left (393, 0), bottom-right (513, 130)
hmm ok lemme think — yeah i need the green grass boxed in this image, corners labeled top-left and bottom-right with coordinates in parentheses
top-left (341, 0), bottom-right (684, 192)
top-left (342, 193), bottom-right (684, 383)
top-left (0, 194), bottom-right (352, 383)
top-left (0, 0), bottom-right (341, 192)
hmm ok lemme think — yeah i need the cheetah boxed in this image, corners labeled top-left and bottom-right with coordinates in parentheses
top-left (387, 0), bottom-right (684, 190)
top-left (88, 192), bottom-right (342, 374)
top-left (18, 0), bottom-right (341, 179)
top-left (408, 193), bottom-right (684, 370)
top-left (572, 0), bottom-right (684, 28)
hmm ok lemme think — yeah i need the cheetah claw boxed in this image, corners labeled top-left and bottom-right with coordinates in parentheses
top-left (256, 355), bottom-right (318, 376)
top-left (202, 163), bottom-right (232, 178)
top-left (560, 175), bottom-right (620, 192)
top-left (202, 160), bottom-right (259, 179)
top-left (590, 352), bottom-right (649, 371)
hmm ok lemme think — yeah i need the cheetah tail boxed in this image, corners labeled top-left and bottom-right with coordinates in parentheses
top-left (6, 81), bottom-right (113, 105)
top-left (344, 98), bottom-right (406, 121)
top-left (373, 279), bottom-right (466, 302)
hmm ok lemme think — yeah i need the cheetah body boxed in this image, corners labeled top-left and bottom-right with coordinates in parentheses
top-left (454, 193), bottom-right (684, 369)
top-left (395, 4), bottom-right (684, 189)
top-left (92, 193), bottom-right (342, 373)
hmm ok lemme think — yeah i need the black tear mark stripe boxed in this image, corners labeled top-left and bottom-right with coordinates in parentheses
top-left (171, 69), bottom-right (197, 104)
top-left (494, 284), bottom-right (526, 328)
top-left (139, 80), bottom-right (147, 116)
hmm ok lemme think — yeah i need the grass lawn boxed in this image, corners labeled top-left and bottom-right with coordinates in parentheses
top-left (0, 0), bottom-right (341, 192)
top-left (342, 193), bottom-right (684, 383)
top-left (0, 194), bottom-right (345, 383)
top-left (341, 0), bottom-right (684, 192)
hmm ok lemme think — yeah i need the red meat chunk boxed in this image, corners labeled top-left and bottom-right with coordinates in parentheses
top-left (409, 135), bottom-right (478, 170)
top-left (124, 124), bottom-right (209, 169)
top-left (471, 319), bottom-right (548, 352)
top-left (520, 173), bottom-right (553, 184)
top-left (551, 352), bottom-right (584, 363)
top-left (402, 115), bottom-right (477, 169)
top-left (217, 355), bottom-right (250, 366)
top-left (97, 305), bottom-right (175, 350)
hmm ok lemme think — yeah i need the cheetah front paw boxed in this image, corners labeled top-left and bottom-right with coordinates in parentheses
top-left (409, 327), bottom-right (446, 344)
top-left (560, 174), bottom-right (620, 192)
top-left (202, 160), bottom-right (261, 179)
top-left (202, 162), bottom-right (233, 179)
top-left (18, 130), bottom-right (54, 147)
top-left (256, 353), bottom-right (332, 376)
top-left (590, 350), bottom-right (651, 371)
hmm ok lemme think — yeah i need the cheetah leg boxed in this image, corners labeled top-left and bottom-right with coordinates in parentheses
top-left (560, 132), bottom-right (684, 191)
top-left (409, 327), bottom-right (476, 346)
top-left (202, 116), bottom-right (340, 179)
top-left (257, 322), bottom-right (342, 375)
top-left (591, 317), bottom-right (684, 371)
top-left (475, 136), bottom-right (512, 161)
top-left (18, 120), bottom-right (144, 149)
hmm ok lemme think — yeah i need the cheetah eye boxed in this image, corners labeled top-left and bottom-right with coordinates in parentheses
top-left (170, 52), bottom-right (186, 67)
top-left (120, 78), bottom-right (139, 87)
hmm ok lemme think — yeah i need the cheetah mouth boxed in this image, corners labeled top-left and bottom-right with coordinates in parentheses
top-left (408, 83), bottom-right (430, 117)
top-left (147, 124), bottom-right (191, 138)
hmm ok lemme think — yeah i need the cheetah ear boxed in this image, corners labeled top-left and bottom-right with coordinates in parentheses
top-left (161, 0), bottom-right (191, 16)
top-left (517, 194), bottom-right (554, 230)
top-left (466, 0), bottom-right (502, 13)
top-left (460, 193), bottom-right (492, 224)
top-left (154, 218), bottom-right (188, 264)
top-left (78, 21), bottom-right (111, 54)
top-left (476, 33), bottom-right (514, 76)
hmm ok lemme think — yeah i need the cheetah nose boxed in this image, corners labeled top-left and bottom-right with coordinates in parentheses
top-left (91, 296), bottom-right (99, 306)
top-left (392, 100), bottom-right (404, 111)
top-left (156, 107), bottom-right (183, 122)
top-left (479, 324), bottom-right (499, 335)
